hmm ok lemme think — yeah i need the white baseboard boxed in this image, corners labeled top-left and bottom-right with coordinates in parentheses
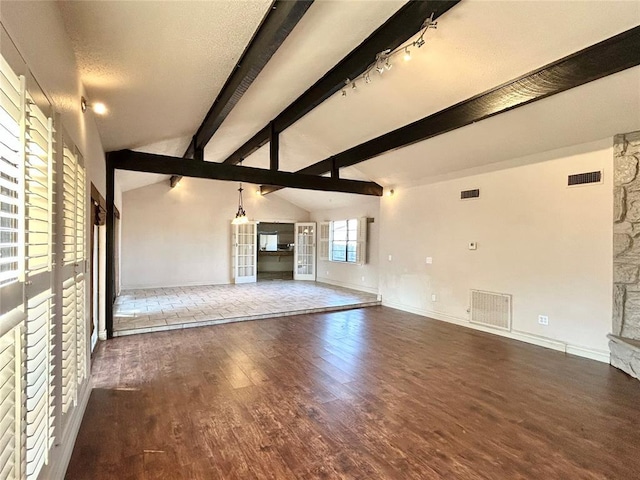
top-left (316, 277), bottom-right (379, 295)
top-left (566, 344), bottom-right (611, 363)
top-left (42, 378), bottom-right (92, 480)
top-left (382, 300), bottom-right (610, 364)
top-left (121, 280), bottom-right (231, 290)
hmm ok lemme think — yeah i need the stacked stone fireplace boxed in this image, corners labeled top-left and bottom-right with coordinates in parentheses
top-left (612, 130), bottom-right (640, 379)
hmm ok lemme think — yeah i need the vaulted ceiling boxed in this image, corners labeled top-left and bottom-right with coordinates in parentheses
top-left (59, 1), bottom-right (640, 209)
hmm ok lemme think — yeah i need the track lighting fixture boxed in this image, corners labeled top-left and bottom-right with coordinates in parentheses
top-left (340, 12), bottom-right (437, 98)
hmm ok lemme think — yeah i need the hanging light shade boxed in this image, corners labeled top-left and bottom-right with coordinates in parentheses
top-left (231, 179), bottom-right (248, 225)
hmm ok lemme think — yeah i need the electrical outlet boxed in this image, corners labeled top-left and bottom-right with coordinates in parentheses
top-left (426, 256), bottom-right (433, 264)
top-left (388, 255), bottom-right (392, 261)
top-left (538, 315), bottom-right (549, 326)
top-left (431, 294), bottom-right (437, 302)
top-left (468, 242), bottom-right (477, 250)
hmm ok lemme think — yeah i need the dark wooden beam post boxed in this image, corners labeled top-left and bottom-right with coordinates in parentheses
top-left (222, 0), bottom-right (460, 165)
top-left (105, 153), bottom-right (115, 339)
top-left (330, 157), bottom-right (339, 179)
top-left (261, 25), bottom-right (640, 195)
top-left (269, 122), bottom-right (279, 171)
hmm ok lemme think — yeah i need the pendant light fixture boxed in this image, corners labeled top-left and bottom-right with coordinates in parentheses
top-left (231, 160), bottom-right (248, 225)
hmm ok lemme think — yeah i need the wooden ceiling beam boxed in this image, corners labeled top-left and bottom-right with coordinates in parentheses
top-left (171, 0), bottom-right (314, 186)
top-left (221, 0), bottom-right (460, 166)
top-left (261, 25), bottom-right (640, 195)
top-left (110, 150), bottom-right (382, 196)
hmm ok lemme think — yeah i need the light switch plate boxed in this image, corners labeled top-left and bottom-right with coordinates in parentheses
top-left (426, 257), bottom-right (433, 264)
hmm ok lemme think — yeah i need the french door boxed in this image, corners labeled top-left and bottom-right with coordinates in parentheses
top-left (294, 222), bottom-right (316, 281)
top-left (232, 222), bottom-right (257, 283)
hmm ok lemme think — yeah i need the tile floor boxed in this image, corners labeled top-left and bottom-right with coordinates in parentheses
top-left (114, 281), bottom-right (380, 337)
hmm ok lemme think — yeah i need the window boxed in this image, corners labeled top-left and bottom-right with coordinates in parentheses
top-left (326, 217), bottom-right (367, 265)
top-left (330, 219), bottom-right (358, 263)
top-left (0, 57), bottom-right (24, 287)
top-left (0, 51), bottom-right (89, 480)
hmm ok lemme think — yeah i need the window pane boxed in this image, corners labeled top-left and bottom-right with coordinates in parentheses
top-left (346, 241), bottom-right (357, 263)
top-left (333, 220), bottom-right (347, 241)
top-left (347, 219), bottom-right (358, 240)
top-left (331, 241), bottom-right (347, 262)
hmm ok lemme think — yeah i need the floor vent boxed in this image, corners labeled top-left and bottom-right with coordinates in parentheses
top-left (568, 170), bottom-right (602, 186)
top-left (470, 290), bottom-right (511, 331)
top-left (461, 188), bottom-right (480, 200)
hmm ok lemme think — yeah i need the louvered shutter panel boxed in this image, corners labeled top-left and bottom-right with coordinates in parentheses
top-left (61, 277), bottom-right (77, 414)
top-left (355, 217), bottom-right (368, 266)
top-left (0, 324), bottom-right (25, 480)
top-left (24, 95), bottom-right (55, 479)
top-left (0, 57), bottom-right (25, 287)
top-left (75, 164), bottom-right (86, 382)
top-left (61, 147), bottom-right (76, 267)
top-left (318, 222), bottom-right (330, 261)
top-left (61, 143), bottom-right (78, 413)
top-left (24, 96), bottom-right (53, 277)
top-left (24, 292), bottom-right (53, 480)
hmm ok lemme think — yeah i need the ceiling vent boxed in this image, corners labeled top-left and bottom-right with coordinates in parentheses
top-left (460, 188), bottom-right (480, 200)
top-left (568, 170), bottom-right (602, 187)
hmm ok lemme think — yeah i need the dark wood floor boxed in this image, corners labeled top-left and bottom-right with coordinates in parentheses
top-left (67, 306), bottom-right (640, 479)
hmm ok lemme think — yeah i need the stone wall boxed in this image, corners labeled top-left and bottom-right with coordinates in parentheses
top-left (612, 130), bottom-right (640, 379)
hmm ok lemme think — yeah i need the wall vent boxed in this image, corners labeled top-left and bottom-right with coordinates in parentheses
top-left (568, 170), bottom-right (602, 186)
top-left (460, 188), bottom-right (480, 200)
top-left (470, 290), bottom-right (511, 331)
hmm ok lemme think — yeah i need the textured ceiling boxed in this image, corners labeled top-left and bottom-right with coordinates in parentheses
top-left (60, 1), bottom-right (640, 202)
top-left (58, 0), bottom-right (272, 151)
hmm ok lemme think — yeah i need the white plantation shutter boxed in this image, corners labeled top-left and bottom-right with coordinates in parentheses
top-left (0, 323), bottom-right (25, 480)
top-left (60, 146), bottom-right (86, 412)
top-left (355, 217), bottom-right (368, 266)
top-left (0, 57), bottom-right (25, 288)
top-left (74, 161), bottom-right (86, 383)
top-left (24, 96), bottom-right (53, 277)
top-left (0, 50), bottom-right (90, 480)
top-left (318, 222), bottom-right (330, 261)
top-left (24, 292), bottom-right (53, 480)
top-left (75, 277), bottom-right (86, 382)
top-left (62, 146), bottom-right (76, 267)
top-left (61, 277), bottom-right (77, 413)
top-left (23, 95), bottom-right (55, 479)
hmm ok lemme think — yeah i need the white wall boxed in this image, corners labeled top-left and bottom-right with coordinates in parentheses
top-left (378, 139), bottom-right (613, 359)
top-left (310, 198), bottom-right (380, 294)
top-left (121, 177), bottom-right (310, 289)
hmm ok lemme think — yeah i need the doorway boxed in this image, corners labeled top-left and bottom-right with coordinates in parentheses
top-left (90, 183), bottom-right (106, 353)
top-left (257, 222), bottom-right (294, 281)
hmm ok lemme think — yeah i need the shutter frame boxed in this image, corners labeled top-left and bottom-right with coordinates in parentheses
top-left (318, 222), bottom-right (330, 261)
top-left (355, 217), bottom-right (368, 266)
